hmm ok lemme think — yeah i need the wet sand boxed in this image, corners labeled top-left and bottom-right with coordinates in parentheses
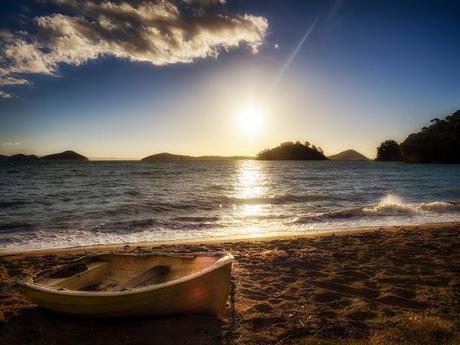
top-left (1, 223), bottom-right (460, 344)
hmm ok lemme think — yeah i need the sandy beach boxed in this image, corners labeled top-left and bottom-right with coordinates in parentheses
top-left (1, 223), bottom-right (460, 344)
top-left (2, 0), bottom-right (460, 343)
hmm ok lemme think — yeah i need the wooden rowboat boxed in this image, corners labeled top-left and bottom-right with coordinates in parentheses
top-left (17, 252), bottom-right (234, 317)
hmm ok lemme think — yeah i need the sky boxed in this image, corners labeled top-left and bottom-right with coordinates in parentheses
top-left (1, 0), bottom-right (460, 159)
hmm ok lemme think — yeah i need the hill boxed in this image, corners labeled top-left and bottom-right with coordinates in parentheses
top-left (256, 141), bottom-right (328, 160)
top-left (142, 153), bottom-right (253, 161)
top-left (142, 153), bottom-right (194, 161)
top-left (328, 149), bottom-right (369, 161)
top-left (400, 110), bottom-right (460, 163)
top-left (8, 154), bottom-right (39, 161)
top-left (40, 150), bottom-right (88, 161)
top-left (376, 110), bottom-right (460, 163)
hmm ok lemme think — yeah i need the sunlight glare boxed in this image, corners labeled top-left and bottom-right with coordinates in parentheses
top-left (236, 160), bottom-right (265, 199)
top-left (238, 105), bottom-right (263, 135)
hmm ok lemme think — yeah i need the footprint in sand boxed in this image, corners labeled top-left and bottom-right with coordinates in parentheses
top-left (313, 290), bottom-right (342, 303)
top-left (248, 316), bottom-right (285, 329)
top-left (239, 288), bottom-right (268, 301)
top-left (313, 280), bottom-right (380, 299)
top-left (391, 287), bottom-right (416, 299)
top-left (326, 298), bottom-right (353, 309)
top-left (282, 276), bottom-right (297, 284)
top-left (363, 281), bottom-right (379, 290)
top-left (248, 303), bottom-right (274, 313)
top-left (339, 269), bottom-right (370, 280)
top-left (268, 298), bottom-right (283, 305)
top-left (287, 286), bottom-right (299, 294)
top-left (377, 294), bottom-right (426, 309)
top-left (346, 310), bottom-right (377, 321)
top-left (317, 309), bottom-right (337, 318)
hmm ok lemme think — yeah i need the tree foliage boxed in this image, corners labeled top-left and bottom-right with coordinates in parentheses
top-left (376, 140), bottom-right (401, 161)
top-left (376, 110), bottom-right (460, 163)
top-left (400, 110), bottom-right (460, 163)
top-left (257, 141), bottom-right (328, 160)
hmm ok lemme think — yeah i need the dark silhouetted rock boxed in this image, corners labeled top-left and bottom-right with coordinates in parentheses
top-left (328, 149), bottom-right (369, 161)
top-left (0, 155), bottom-right (8, 160)
top-left (256, 142), bottom-right (328, 160)
top-left (376, 140), bottom-right (402, 161)
top-left (40, 150), bottom-right (88, 161)
top-left (8, 154), bottom-right (39, 161)
top-left (400, 110), bottom-right (460, 163)
top-left (376, 110), bottom-right (460, 163)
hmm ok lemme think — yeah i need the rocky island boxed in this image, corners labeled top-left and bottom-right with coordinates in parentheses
top-left (328, 149), bottom-right (369, 161)
top-left (0, 150), bottom-right (88, 161)
top-left (256, 141), bottom-right (328, 160)
top-left (40, 150), bottom-right (88, 161)
top-left (7, 154), bottom-right (39, 161)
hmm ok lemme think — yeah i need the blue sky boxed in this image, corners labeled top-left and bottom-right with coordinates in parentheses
top-left (1, 0), bottom-right (460, 159)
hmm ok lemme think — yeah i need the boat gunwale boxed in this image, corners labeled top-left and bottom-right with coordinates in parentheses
top-left (17, 251), bottom-right (234, 297)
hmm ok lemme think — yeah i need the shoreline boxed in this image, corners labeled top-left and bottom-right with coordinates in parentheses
top-left (1, 221), bottom-right (459, 257)
top-left (1, 222), bottom-right (459, 344)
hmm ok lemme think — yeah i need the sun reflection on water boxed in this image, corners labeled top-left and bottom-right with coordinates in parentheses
top-left (236, 160), bottom-right (266, 198)
top-left (233, 160), bottom-right (269, 235)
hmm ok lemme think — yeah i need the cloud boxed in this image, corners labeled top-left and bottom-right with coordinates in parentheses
top-left (183, 0), bottom-right (226, 5)
top-left (2, 142), bottom-right (20, 146)
top-left (0, 0), bottom-right (268, 97)
top-left (0, 91), bottom-right (13, 98)
top-left (0, 76), bottom-right (31, 86)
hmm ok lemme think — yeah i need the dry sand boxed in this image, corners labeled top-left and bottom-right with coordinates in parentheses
top-left (1, 223), bottom-right (460, 344)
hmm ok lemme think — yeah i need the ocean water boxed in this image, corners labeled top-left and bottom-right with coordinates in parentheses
top-left (1, 160), bottom-right (460, 251)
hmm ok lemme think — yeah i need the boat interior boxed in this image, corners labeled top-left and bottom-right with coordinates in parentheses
top-left (31, 254), bottom-right (221, 292)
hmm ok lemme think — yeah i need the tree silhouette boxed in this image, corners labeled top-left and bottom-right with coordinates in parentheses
top-left (376, 140), bottom-right (401, 161)
top-left (376, 110), bottom-right (460, 163)
top-left (257, 141), bottom-right (328, 160)
top-left (400, 110), bottom-right (460, 163)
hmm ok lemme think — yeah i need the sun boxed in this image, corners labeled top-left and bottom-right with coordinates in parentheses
top-left (237, 105), bottom-right (263, 135)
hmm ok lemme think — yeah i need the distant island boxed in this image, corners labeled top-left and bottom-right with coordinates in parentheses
top-left (41, 150), bottom-right (88, 161)
top-left (376, 110), bottom-right (460, 163)
top-left (7, 154), bottom-right (39, 161)
top-left (1, 150), bottom-right (88, 161)
top-left (256, 141), bottom-right (328, 160)
top-left (142, 152), bottom-right (253, 161)
top-left (328, 149), bottom-right (369, 161)
top-left (3, 109), bottom-right (459, 164)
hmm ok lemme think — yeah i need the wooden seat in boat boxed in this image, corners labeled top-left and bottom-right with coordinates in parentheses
top-left (113, 265), bottom-right (171, 291)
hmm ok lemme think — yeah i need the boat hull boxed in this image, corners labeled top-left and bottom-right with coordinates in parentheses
top-left (18, 253), bottom-right (233, 317)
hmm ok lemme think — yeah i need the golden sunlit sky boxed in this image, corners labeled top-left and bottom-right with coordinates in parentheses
top-left (1, 0), bottom-right (460, 159)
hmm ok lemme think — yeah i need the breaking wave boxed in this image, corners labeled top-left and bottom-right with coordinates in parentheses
top-left (2, 161), bottom-right (460, 251)
top-left (293, 199), bottom-right (460, 224)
